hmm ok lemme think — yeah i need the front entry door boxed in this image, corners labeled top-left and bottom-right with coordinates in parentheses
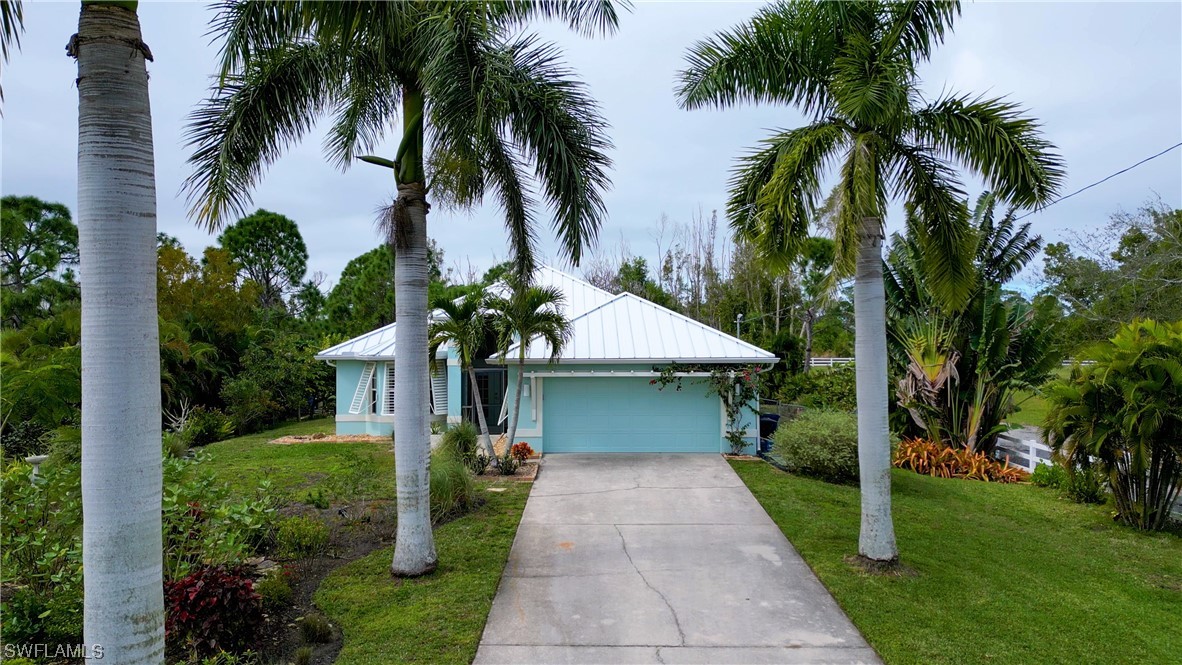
top-left (463, 368), bottom-right (507, 434)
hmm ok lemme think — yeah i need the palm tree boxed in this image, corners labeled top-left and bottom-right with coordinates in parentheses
top-left (677, 1), bottom-right (1063, 563)
top-left (489, 278), bottom-right (570, 449)
top-left (428, 291), bottom-right (498, 463)
top-left (69, 1), bottom-right (164, 661)
top-left (183, 1), bottom-right (617, 576)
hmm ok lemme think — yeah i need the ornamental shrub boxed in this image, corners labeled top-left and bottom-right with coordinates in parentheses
top-left (430, 447), bottom-right (476, 523)
top-left (772, 410), bottom-right (859, 483)
top-left (275, 516), bottom-right (330, 559)
top-left (165, 565), bottom-right (262, 658)
top-left (1044, 320), bottom-right (1182, 530)
top-left (1030, 462), bottom-right (1066, 489)
top-left (0, 460), bottom-right (83, 644)
top-left (254, 569), bottom-right (294, 612)
top-left (775, 366), bottom-right (857, 412)
top-left (182, 406), bottom-right (234, 447)
top-left (510, 442), bottom-right (534, 462)
top-left (440, 421), bottom-right (480, 461)
top-left (893, 438), bottom-right (1028, 483)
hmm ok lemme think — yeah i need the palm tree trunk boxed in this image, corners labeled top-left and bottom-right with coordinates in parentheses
top-left (73, 3), bottom-right (165, 661)
top-left (390, 181), bottom-right (437, 577)
top-left (467, 366), bottom-right (497, 461)
top-left (504, 346), bottom-right (526, 449)
top-left (853, 217), bottom-right (898, 562)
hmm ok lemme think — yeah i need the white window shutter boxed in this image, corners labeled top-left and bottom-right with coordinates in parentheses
top-left (430, 366), bottom-right (447, 415)
top-left (383, 362), bottom-right (396, 415)
top-left (349, 362), bottom-right (376, 414)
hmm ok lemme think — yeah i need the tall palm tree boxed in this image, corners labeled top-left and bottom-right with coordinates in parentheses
top-left (69, 1), bottom-right (164, 661)
top-left (677, 1), bottom-right (1063, 563)
top-left (489, 278), bottom-right (570, 449)
top-left (428, 291), bottom-right (498, 463)
top-left (184, 1), bottom-right (618, 576)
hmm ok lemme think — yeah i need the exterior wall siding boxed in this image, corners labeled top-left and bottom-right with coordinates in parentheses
top-left (334, 358), bottom-right (759, 451)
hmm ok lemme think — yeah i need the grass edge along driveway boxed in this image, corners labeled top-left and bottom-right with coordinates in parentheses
top-left (315, 482), bottom-right (530, 665)
top-left (730, 461), bottom-right (1182, 665)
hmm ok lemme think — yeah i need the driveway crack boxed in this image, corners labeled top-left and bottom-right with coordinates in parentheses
top-left (615, 525), bottom-right (686, 646)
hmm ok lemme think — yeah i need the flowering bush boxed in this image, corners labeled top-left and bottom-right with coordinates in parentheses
top-left (510, 442), bottom-right (534, 462)
top-left (165, 565), bottom-right (262, 658)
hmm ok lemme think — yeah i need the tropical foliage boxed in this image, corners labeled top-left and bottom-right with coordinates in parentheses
top-left (488, 278), bottom-right (571, 450)
top-left (1043, 320), bottom-right (1182, 531)
top-left (893, 437), bottom-right (1028, 483)
top-left (886, 193), bottom-right (1064, 454)
top-left (428, 291), bottom-right (497, 461)
top-left (184, 0), bottom-right (618, 576)
top-left (676, 0), bottom-right (1063, 562)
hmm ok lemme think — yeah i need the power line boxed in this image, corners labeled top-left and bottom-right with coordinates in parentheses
top-left (1015, 142), bottom-right (1182, 221)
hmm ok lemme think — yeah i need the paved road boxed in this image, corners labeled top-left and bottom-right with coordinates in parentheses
top-left (475, 454), bottom-right (881, 664)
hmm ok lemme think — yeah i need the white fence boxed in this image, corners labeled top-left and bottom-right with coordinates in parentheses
top-left (807, 357), bottom-right (855, 368)
top-left (994, 431), bottom-right (1053, 473)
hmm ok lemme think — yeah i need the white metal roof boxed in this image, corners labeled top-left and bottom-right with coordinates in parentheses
top-left (484, 265), bottom-right (616, 320)
top-left (316, 265), bottom-right (615, 361)
top-left (505, 292), bottom-right (778, 365)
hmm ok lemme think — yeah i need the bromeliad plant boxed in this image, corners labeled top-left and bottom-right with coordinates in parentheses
top-left (1043, 320), bottom-right (1182, 531)
top-left (652, 363), bottom-right (764, 454)
top-left (894, 437), bottom-right (1028, 483)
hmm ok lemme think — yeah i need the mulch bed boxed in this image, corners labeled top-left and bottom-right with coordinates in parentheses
top-left (252, 500), bottom-right (398, 664)
top-left (270, 433), bottom-right (389, 444)
top-left (477, 459), bottom-right (540, 482)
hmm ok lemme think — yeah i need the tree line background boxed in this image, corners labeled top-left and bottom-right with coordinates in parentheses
top-left (2, 193), bottom-right (1179, 458)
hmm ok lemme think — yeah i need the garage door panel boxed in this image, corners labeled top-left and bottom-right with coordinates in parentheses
top-left (543, 377), bottom-right (720, 453)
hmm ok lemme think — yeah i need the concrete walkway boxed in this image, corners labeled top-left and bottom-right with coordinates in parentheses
top-left (475, 455), bottom-right (881, 664)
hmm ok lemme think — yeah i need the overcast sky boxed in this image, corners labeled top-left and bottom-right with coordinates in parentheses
top-left (3, 1), bottom-right (1180, 291)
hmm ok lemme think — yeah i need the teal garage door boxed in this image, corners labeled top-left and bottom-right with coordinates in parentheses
top-left (542, 377), bottom-right (722, 453)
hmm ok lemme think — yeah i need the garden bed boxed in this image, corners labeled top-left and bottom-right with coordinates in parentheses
top-left (477, 460), bottom-right (540, 482)
top-left (270, 433), bottom-right (388, 444)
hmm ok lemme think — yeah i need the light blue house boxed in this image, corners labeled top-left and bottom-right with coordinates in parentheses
top-left (315, 267), bottom-right (777, 453)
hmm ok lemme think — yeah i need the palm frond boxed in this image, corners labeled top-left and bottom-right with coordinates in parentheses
top-left (322, 42), bottom-right (403, 170)
top-left (880, 1), bottom-right (960, 64)
top-left (676, 0), bottom-right (835, 115)
top-left (427, 31), bottom-right (611, 271)
top-left (728, 120), bottom-right (849, 268)
top-left (183, 41), bottom-right (339, 229)
top-left (1, 0), bottom-right (24, 105)
top-left (208, 0), bottom-right (306, 82)
top-left (971, 192), bottom-right (1041, 285)
top-left (486, 0), bottom-right (627, 37)
top-left (911, 92), bottom-right (1065, 207)
top-left (890, 141), bottom-right (975, 309)
top-left (827, 132), bottom-right (888, 279)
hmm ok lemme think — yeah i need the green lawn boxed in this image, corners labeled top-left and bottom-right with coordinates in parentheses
top-left (315, 482), bottom-right (530, 665)
top-left (198, 418), bottom-right (396, 500)
top-left (1004, 389), bottom-right (1050, 428)
top-left (1005, 367), bottom-right (1071, 428)
top-left (198, 420), bottom-right (530, 664)
top-left (731, 461), bottom-right (1182, 665)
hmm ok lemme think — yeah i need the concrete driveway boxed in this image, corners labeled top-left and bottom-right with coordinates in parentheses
top-left (474, 455), bottom-right (881, 664)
